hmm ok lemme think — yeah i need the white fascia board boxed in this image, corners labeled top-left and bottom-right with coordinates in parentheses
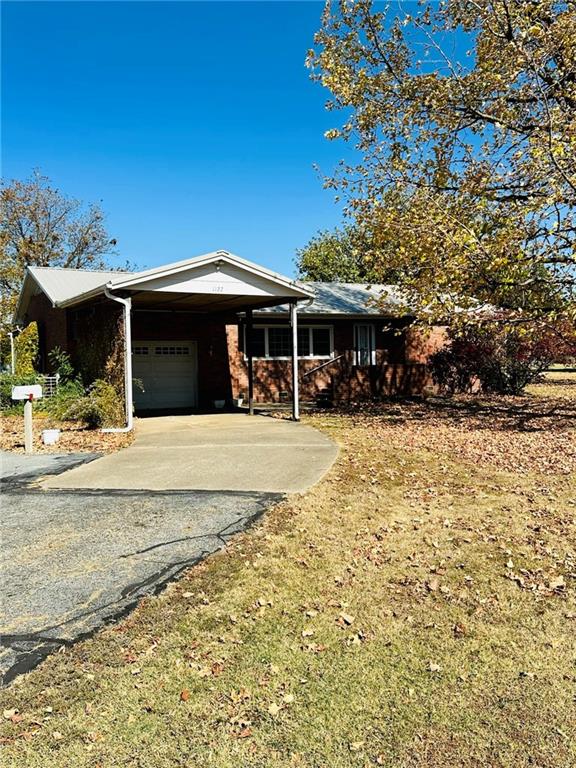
top-left (55, 285), bottom-right (107, 308)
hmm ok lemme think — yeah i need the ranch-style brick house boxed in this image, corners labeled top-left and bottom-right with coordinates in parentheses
top-left (14, 250), bottom-right (446, 423)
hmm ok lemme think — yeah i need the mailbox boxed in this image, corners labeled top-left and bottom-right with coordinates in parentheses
top-left (11, 384), bottom-right (43, 401)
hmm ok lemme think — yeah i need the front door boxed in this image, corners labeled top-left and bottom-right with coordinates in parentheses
top-left (132, 340), bottom-right (198, 410)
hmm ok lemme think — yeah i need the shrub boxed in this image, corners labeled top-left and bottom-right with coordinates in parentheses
top-left (14, 322), bottom-right (39, 375)
top-left (44, 379), bottom-right (85, 421)
top-left (61, 379), bottom-right (125, 428)
top-left (430, 322), bottom-right (576, 395)
top-left (48, 347), bottom-right (76, 384)
top-left (0, 372), bottom-right (39, 411)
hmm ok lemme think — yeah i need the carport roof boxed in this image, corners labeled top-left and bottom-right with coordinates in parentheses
top-left (16, 251), bottom-right (314, 320)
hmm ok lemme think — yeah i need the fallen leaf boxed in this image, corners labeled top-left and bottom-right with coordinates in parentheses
top-left (350, 741), bottom-right (364, 751)
top-left (549, 575), bottom-right (565, 591)
top-left (180, 689), bottom-right (190, 702)
top-left (268, 702), bottom-right (281, 717)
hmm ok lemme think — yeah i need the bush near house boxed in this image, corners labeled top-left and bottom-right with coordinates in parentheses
top-left (0, 372), bottom-right (40, 411)
top-left (430, 322), bottom-right (576, 395)
top-left (13, 322), bottom-right (39, 375)
top-left (44, 349), bottom-right (125, 429)
top-left (58, 378), bottom-right (125, 429)
top-left (1, 346), bottom-right (125, 430)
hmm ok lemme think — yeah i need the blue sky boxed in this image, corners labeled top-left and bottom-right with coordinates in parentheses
top-left (2, 1), bottom-right (352, 276)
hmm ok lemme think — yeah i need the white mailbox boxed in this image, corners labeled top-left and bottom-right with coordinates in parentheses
top-left (11, 384), bottom-right (43, 401)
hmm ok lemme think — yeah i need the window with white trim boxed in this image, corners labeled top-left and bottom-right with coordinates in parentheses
top-left (354, 324), bottom-right (376, 366)
top-left (244, 326), bottom-right (333, 360)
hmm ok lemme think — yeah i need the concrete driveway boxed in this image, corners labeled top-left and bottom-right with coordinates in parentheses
top-left (1, 414), bottom-right (337, 684)
top-left (42, 413), bottom-right (338, 492)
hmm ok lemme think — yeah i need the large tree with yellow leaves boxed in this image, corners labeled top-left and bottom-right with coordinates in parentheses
top-left (308, 0), bottom-right (576, 329)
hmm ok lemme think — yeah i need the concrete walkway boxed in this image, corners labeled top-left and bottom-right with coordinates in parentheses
top-left (42, 413), bottom-right (338, 493)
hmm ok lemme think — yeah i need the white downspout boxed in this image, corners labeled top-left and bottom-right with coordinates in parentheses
top-left (9, 328), bottom-right (20, 374)
top-left (102, 286), bottom-right (133, 433)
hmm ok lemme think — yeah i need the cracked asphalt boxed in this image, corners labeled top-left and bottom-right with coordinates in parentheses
top-left (0, 452), bottom-right (282, 685)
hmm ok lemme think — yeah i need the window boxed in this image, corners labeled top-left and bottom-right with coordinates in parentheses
top-left (268, 327), bottom-right (291, 357)
top-left (250, 328), bottom-right (266, 357)
top-left (133, 346), bottom-right (149, 355)
top-left (154, 346), bottom-right (190, 355)
top-left (354, 324), bottom-right (376, 366)
top-left (244, 325), bottom-right (333, 359)
top-left (297, 327), bottom-right (310, 357)
top-left (312, 328), bottom-right (331, 357)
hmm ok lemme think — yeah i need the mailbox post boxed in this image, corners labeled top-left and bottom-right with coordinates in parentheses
top-left (11, 385), bottom-right (43, 454)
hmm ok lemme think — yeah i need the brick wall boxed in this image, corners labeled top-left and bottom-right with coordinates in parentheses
top-left (226, 317), bottom-right (446, 402)
top-left (26, 299), bottom-right (447, 404)
top-left (25, 293), bottom-right (69, 372)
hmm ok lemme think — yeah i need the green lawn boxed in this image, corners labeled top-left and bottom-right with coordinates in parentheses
top-left (1, 377), bottom-right (575, 767)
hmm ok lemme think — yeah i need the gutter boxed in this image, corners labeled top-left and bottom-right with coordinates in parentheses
top-left (102, 286), bottom-right (133, 433)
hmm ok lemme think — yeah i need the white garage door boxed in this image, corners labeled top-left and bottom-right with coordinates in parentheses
top-left (132, 340), bottom-right (198, 410)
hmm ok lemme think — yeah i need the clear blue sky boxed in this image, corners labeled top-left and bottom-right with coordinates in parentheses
top-left (2, 1), bottom-right (351, 276)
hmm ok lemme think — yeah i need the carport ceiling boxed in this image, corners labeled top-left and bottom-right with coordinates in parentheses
top-left (129, 290), bottom-right (299, 313)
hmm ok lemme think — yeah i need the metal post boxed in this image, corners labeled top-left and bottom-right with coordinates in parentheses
top-left (246, 309), bottom-right (254, 416)
top-left (9, 330), bottom-right (16, 374)
top-left (24, 398), bottom-right (33, 454)
top-left (290, 301), bottom-right (300, 421)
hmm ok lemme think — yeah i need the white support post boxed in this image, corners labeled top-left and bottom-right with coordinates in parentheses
top-left (290, 301), bottom-right (300, 422)
top-left (246, 309), bottom-right (254, 416)
top-left (102, 287), bottom-right (133, 432)
top-left (9, 331), bottom-right (16, 375)
top-left (24, 399), bottom-right (33, 454)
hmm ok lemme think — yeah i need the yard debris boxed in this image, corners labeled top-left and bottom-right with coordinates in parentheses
top-left (1, 415), bottom-right (132, 455)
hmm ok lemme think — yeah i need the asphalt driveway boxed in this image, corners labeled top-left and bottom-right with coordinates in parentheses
top-left (0, 415), bottom-right (337, 685)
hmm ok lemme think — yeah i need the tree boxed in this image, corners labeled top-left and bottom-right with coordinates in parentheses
top-left (308, 0), bottom-right (576, 328)
top-left (296, 224), bottom-right (395, 282)
top-left (0, 172), bottom-right (117, 354)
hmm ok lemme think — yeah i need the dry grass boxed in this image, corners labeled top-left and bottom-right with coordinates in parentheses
top-left (1, 377), bottom-right (575, 767)
top-left (526, 370), bottom-right (576, 399)
top-left (1, 414), bottom-right (133, 454)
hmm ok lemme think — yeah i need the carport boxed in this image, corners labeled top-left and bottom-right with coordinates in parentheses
top-left (55, 251), bottom-right (314, 426)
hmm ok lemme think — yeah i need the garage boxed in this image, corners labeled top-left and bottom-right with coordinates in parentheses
top-left (132, 340), bottom-right (198, 410)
